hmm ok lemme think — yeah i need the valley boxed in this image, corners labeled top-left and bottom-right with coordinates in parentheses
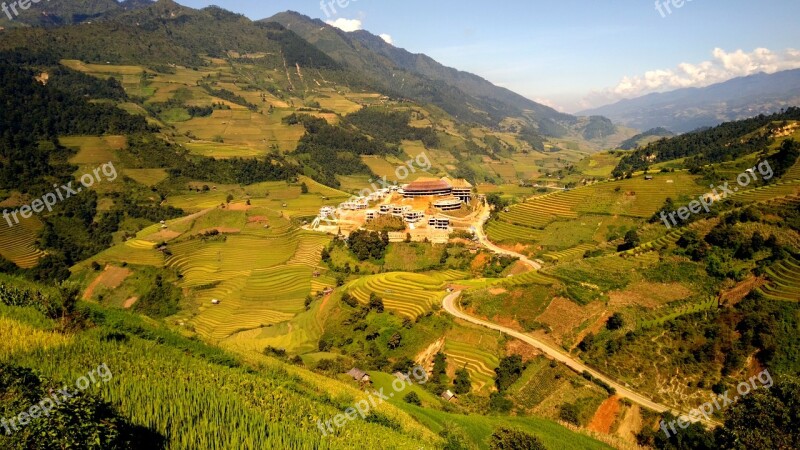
top-left (0, 1), bottom-right (798, 449)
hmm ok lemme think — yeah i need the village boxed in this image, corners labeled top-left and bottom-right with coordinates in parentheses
top-left (310, 176), bottom-right (484, 243)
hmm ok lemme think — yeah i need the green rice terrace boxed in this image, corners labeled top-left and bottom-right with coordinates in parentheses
top-left (0, 3), bottom-right (799, 449)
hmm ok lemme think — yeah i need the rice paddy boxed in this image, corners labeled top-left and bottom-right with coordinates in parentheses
top-left (0, 215), bottom-right (46, 268)
top-left (444, 339), bottom-right (499, 390)
top-left (346, 272), bottom-right (448, 318)
top-left (759, 256), bottom-right (800, 301)
top-left (62, 135), bottom-right (126, 164)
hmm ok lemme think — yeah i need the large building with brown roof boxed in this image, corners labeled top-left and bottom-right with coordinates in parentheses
top-left (402, 177), bottom-right (472, 202)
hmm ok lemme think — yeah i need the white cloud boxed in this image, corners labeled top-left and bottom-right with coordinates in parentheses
top-left (379, 34), bottom-right (394, 45)
top-left (325, 18), bottom-right (363, 32)
top-left (583, 47), bottom-right (800, 109)
top-left (533, 97), bottom-right (565, 112)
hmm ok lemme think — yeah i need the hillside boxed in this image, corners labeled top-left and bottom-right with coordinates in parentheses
top-left (0, 2), bottom-right (799, 449)
top-left (267, 11), bottom-right (618, 143)
top-left (581, 69), bottom-right (800, 133)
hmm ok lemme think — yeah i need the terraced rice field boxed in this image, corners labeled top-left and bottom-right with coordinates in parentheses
top-left (166, 233), bottom-right (298, 286)
top-left (444, 340), bottom-right (499, 390)
top-left (496, 270), bottom-right (556, 287)
top-left (543, 243), bottom-right (599, 262)
top-left (172, 229), bottom-right (327, 339)
top-left (759, 256), bottom-right (800, 301)
top-left (0, 216), bottom-right (45, 268)
top-left (638, 297), bottom-right (718, 329)
top-left (498, 173), bottom-right (702, 231)
top-left (729, 180), bottom-right (800, 204)
top-left (486, 220), bottom-right (543, 243)
top-left (621, 230), bottom-right (682, 256)
top-left (346, 272), bottom-right (447, 318)
top-left (499, 191), bottom-right (580, 228)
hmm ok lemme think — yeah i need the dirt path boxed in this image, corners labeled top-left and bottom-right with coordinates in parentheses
top-left (442, 292), bottom-right (717, 427)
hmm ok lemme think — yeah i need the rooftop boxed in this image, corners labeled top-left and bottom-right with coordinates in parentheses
top-left (405, 177), bottom-right (451, 192)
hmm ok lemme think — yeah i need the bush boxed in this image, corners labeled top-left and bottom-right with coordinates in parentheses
top-left (403, 391), bottom-right (421, 406)
top-left (489, 426), bottom-right (546, 450)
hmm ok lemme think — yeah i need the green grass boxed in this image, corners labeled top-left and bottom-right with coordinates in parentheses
top-left (0, 300), bottom-right (436, 449)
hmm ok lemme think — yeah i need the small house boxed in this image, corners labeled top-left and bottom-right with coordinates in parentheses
top-left (347, 368), bottom-right (370, 383)
top-left (393, 372), bottom-right (411, 382)
top-left (211, 299), bottom-right (221, 305)
top-left (644, 176), bottom-right (654, 181)
top-left (441, 390), bottom-right (458, 402)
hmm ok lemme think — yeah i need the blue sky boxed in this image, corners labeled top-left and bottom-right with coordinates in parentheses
top-left (179, 1), bottom-right (800, 112)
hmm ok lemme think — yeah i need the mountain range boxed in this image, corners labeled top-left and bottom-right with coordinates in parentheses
top-left (581, 69), bottom-right (800, 133)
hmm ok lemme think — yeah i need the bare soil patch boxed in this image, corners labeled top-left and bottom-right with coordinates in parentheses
top-left (247, 215), bottom-right (269, 224)
top-left (609, 282), bottom-right (693, 309)
top-left (123, 297), bottom-right (139, 309)
top-left (225, 202), bottom-right (252, 211)
top-left (588, 395), bottom-right (620, 434)
top-left (721, 276), bottom-right (765, 306)
top-left (571, 310), bottom-right (611, 351)
top-left (488, 287), bottom-right (508, 295)
top-left (616, 404), bottom-right (643, 444)
top-left (415, 337), bottom-right (445, 373)
top-left (535, 297), bottom-right (604, 341)
top-left (83, 266), bottom-right (132, 300)
top-left (505, 339), bottom-right (542, 362)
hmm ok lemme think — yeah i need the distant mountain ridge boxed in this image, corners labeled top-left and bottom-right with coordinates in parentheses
top-left (580, 69), bottom-right (800, 133)
top-left (0, 0), bottom-right (154, 27)
top-left (266, 11), bottom-right (609, 139)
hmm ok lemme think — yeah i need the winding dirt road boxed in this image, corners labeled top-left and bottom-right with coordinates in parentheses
top-left (445, 203), bottom-right (716, 426)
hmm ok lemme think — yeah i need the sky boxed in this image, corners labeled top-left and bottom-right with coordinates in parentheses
top-left (178, 0), bottom-right (800, 113)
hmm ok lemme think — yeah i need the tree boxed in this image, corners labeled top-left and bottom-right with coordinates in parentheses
top-left (607, 313), bottom-right (625, 330)
top-left (617, 230), bottom-right (640, 251)
top-left (559, 403), bottom-right (580, 425)
top-left (489, 427), bottom-right (546, 450)
top-left (453, 368), bottom-right (471, 394)
top-left (432, 352), bottom-right (448, 386)
top-left (368, 293), bottom-right (384, 313)
top-left (388, 332), bottom-right (402, 349)
top-left (403, 391), bottom-right (421, 406)
top-left (716, 376), bottom-right (800, 449)
top-left (225, 194), bottom-right (234, 204)
top-left (300, 182), bottom-right (308, 194)
top-left (495, 355), bottom-right (525, 392)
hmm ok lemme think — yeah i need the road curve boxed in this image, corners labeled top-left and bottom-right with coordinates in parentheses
top-left (442, 292), bottom-right (716, 426)
top-left (473, 205), bottom-right (541, 270)
top-left (454, 203), bottom-right (716, 426)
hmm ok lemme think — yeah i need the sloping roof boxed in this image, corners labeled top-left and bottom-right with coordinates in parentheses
top-left (447, 178), bottom-right (472, 189)
top-left (347, 368), bottom-right (368, 380)
top-left (441, 390), bottom-right (457, 400)
top-left (405, 178), bottom-right (451, 192)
